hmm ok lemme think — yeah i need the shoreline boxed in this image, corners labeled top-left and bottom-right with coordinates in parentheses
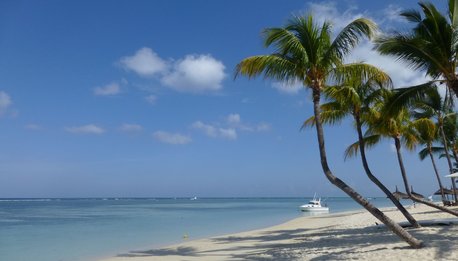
top-left (99, 205), bottom-right (458, 260)
top-left (95, 208), bottom-right (366, 261)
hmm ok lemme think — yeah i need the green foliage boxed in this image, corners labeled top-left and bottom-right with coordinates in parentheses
top-left (235, 15), bottom-right (377, 90)
top-left (375, 0), bottom-right (458, 84)
top-left (344, 134), bottom-right (381, 160)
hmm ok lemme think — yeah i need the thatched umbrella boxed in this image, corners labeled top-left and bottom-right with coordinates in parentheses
top-left (434, 188), bottom-right (453, 195)
top-left (410, 186), bottom-right (424, 199)
top-left (392, 186), bottom-right (409, 200)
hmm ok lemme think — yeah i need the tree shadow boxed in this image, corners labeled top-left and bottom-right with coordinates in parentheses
top-left (115, 223), bottom-right (458, 260)
top-left (117, 246), bottom-right (199, 257)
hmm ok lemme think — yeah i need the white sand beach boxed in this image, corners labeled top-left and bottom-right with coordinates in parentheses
top-left (100, 204), bottom-right (458, 261)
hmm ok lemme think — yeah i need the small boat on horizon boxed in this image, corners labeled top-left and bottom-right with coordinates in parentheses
top-left (190, 196), bottom-right (198, 200)
top-left (300, 193), bottom-right (329, 212)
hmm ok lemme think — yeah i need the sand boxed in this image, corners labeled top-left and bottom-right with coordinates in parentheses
top-left (100, 204), bottom-right (458, 260)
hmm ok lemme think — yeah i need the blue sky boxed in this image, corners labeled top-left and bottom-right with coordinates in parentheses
top-left (0, 0), bottom-right (450, 198)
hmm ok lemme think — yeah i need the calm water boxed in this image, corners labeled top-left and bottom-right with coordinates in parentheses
top-left (0, 197), bottom-right (398, 261)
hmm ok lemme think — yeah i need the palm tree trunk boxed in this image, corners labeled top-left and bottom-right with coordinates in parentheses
top-left (393, 136), bottom-right (458, 216)
top-left (438, 123), bottom-right (458, 203)
top-left (354, 115), bottom-right (420, 228)
top-left (312, 88), bottom-right (423, 248)
top-left (451, 145), bottom-right (458, 165)
top-left (450, 141), bottom-right (458, 172)
top-left (394, 137), bottom-right (411, 194)
top-left (450, 138), bottom-right (458, 164)
top-left (428, 145), bottom-right (446, 203)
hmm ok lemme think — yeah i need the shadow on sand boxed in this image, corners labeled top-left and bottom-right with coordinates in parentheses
top-left (116, 224), bottom-right (458, 260)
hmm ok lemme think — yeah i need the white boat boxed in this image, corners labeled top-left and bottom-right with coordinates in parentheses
top-left (190, 196), bottom-right (197, 200)
top-left (300, 194), bottom-right (329, 212)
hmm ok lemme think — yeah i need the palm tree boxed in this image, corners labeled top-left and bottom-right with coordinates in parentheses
top-left (235, 15), bottom-right (423, 248)
top-left (375, 0), bottom-right (458, 97)
top-left (357, 92), bottom-right (458, 216)
top-left (414, 118), bottom-right (447, 203)
top-left (303, 70), bottom-right (420, 227)
top-left (384, 85), bottom-right (458, 202)
top-left (443, 113), bottom-right (458, 164)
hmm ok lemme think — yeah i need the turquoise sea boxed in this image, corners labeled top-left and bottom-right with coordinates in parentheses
top-left (0, 197), bottom-right (402, 261)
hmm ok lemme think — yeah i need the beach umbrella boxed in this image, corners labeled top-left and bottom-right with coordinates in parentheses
top-left (391, 186), bottom-right (409, 200)
top-left (434, 188), bottom-right (453, 195)
top-left (410, 186), bottom-right (424, 199)
top-left (444, 172), bottom-right (458, 178)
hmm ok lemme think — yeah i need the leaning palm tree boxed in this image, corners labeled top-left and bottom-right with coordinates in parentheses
top-left (235, 15), bottom-right (423, 247)
top-left (303, 71), bottom-right (420, 227)
top-left (375, 0), bottom-right (458, 97)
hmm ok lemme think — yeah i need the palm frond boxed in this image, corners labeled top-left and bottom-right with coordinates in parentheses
top-left (449, 0), bottom-right (458, 28)
top-left (344, 134), bottom-right (381, 160)
top-left (412, 117), bottom-right (437, 142)
top-left (301, 116), bottom-right (316, 129)
top-left (383, 81), bottom-right (437, 116)
top-left (375, 34), bottom-right (447, 78)
top-left (235, 55), bottom-right (302, 83)
top-left (263, 27), bottom-right (308, 61)
top-left (418, 147), bottom-right (430, 161)
top-left (429, 146), bottom-right (445, 156)
top-left (329, 18), bottom-right (377, 61)
top-left (401, 9), bottom-right (422, 23)
top-left (331, 63), bottom-right (392, 88)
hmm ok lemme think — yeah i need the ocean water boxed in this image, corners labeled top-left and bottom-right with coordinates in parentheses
top-left (0, 197), bottom-right (399, 261)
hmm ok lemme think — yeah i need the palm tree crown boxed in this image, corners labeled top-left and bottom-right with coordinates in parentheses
top-left (235, 15), bottom-right (378, 92)
top-left (375, 0), bottom-right (458, 96)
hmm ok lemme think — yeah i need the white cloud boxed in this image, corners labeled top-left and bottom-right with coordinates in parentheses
top-left (227, 114), bottom-right (241, 125)
top-left (161, 54), bottom-right (225, 93)
top-left (153, 131), bottom-right (191, 145)
top-left (94, 82), bottom-right (121, 96)
top-left (65, 124), bottom-right (105, 134)
top-left (226, 113), bottom-right (270, 132)
top-left (255, 123), bottom-right (271, 132)
top-left (25, 124), bottom-right (43, 130)
top-left (119, 123), bottom-right (143, 132)
top-left (382, 4), bottom-right (405, 24)
top-left (192, 121), bottom-right (218, 137)
top-left (219, 128), bottom-right (237, 140)
top-left (0, 91), bottom-right (12, 114)
top-left (118, 48), bottom-right (226, 93)
top-left (120, 47), bottom-right (168, 76)
top-left (306, 2), bottom-right (364, 33)
top-left (145, 95), bottom-right (157, 104)
top-left (192, 121), bottom-right (237, 140)
top-left (272, 81), bottom-right (303, 94)
top-left (192, 114), bottom-right (270, 140)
